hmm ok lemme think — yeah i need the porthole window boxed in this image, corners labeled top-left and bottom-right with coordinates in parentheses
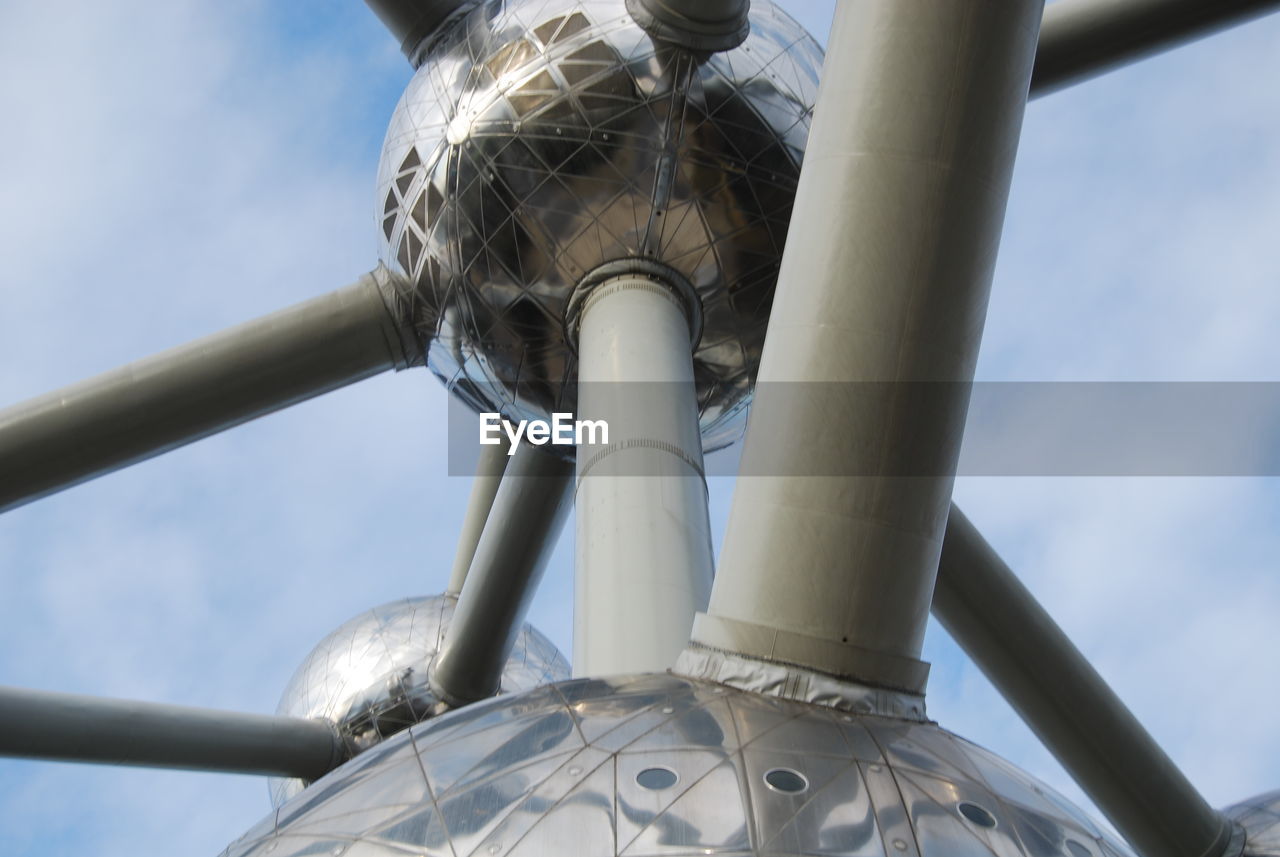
top-left (635, 767), bottom-right (678, 790)
top-left (763, 768), bottom-right (809, 794)
top-left (957, 801), bottom-right (998, 828)
top-left (1065, 840), bottom-right (1093, 857)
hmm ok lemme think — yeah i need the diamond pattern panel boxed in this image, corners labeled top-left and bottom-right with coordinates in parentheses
top-left (225, 676), bottom-right (1137, 857)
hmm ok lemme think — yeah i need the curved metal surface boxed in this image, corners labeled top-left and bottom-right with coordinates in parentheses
top-left (1223, 790), bottom-right (1280, 856)
top-left (223, 675), bottom-right (1136, 857)
top-left (271, 594), bottom-right (570, 806)
top-left (375, 0), bottom-right (821, 452)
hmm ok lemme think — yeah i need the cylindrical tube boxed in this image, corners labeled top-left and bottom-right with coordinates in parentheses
top-left (0, 268), bottom-right (412, 513)
top-left (1031, 0), bottom-right (1280, 96)
top-left (573, 274), bottom-right (714, 677)
top-left (934, 506), bottom-right (1236, 857)
top-left (362, 0), bottom-right (474, 63)
top-left (693, 0), bottom-right (1043, 694)
top-left (0, 685), bottom-right (344, 779)
top-left (431, 445), bottom-right (573, 705)
top-left (446, 435), bottom-right (512, 595)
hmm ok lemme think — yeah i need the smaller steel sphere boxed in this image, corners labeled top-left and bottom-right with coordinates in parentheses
top-left (1223, 789), bottom-right (1280, 855)
top-left (231, 674), bottom-right (1136, 856)
top-left (268, 594), bottom-right (569, 807)
top-left (375, 0), bottom-right (822, 452)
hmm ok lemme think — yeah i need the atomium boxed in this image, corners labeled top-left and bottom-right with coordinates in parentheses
top-left (226, 675), bottom-right (1135, 857)
top-left (375, 0), bottom-right (822, 451)
top-left (270, 594), bottom-right (570, 806)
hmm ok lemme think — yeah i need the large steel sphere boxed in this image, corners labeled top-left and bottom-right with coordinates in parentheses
top-left (376, 0), bottom-right (821, 451)
top-left (269, 594), bottom-right (570, 807)
top-left (1223, 789), bottom-right (1280, 855)
top-left (227, 674), bottom-right (1133, 857)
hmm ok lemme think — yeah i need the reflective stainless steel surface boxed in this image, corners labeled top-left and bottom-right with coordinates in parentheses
top-left (375, 0), bottom-right (821, 451)
top-left (226, 675), bottom-right (1135, 857)
top-left (1224, 790), bottom-right (1280, 856)
top-left (271, 594), bottom-right (569, 806)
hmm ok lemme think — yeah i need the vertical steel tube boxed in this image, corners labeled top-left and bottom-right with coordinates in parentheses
top-left (430, 445), bottom-right (573, 706)
top-left (691, 0), bottom-right (1043, 694)
top-left (573, 274), bottom-right (714, 677)
top-left (446, 436), bottom-right (512, 594)
top-left (934, 507), bottom-right (1236, 857)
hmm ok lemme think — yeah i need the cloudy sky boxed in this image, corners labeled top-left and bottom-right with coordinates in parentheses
top-left (1, 1), bottom-right (1278, 855)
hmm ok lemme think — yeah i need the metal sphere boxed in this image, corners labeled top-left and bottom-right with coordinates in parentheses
top-left (269, 594), bottom-right (570, 807)
top-left (228, 674), bottom-right (1134, 857)
top-left (376, 0), bottom-right (821, 451)
top-left (1223, 789), bottom-right (1280, 855)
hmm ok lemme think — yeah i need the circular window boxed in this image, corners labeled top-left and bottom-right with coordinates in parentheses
top-left (957, 801), bottom-right (998, 828)
top-left (635, 767), bottom-right (678, 790)
top-left (763, 768), bottom-right (809, 794)
top-left (1065, 840), bottom-right (1093, 857)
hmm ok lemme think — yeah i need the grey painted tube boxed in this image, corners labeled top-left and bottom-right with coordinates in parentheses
top-left (0, 267), bottom-right (413, 514)
top-left (0, 685), bottom-right (345, 779)
top-left (934, 506), bottom-right (1236, 857)
top-left (1032, 0), bottom-right (1280, 96)
top-left (446, 436), bottom-right (513, 595)
top-left (362, 0), bottom-right (476, 64)
top-left (623, 0), bottom-right (750, 51)
top-left (431, 445), bottom-right (574, 706)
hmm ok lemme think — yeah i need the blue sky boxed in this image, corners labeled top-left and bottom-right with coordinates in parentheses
top-left (1, 1), bottom-right (1279, 854)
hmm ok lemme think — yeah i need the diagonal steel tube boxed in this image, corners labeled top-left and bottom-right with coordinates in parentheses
top-left (0, 685), bottom-right (345, 779)
top-left (430, 445), bottom-right (574, 706)
top-left (446, 436), bottom-right (512, 595)
top-left (0, 266), bottom-right (414, 514)
top-left (1031, 0), bottom-right (1280, 97)
top-left (933, 506), bottom-right (1237, 857)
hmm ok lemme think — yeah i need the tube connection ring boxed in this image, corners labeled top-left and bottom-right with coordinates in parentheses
top-left (565, 259), bottom-right (703, 352)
